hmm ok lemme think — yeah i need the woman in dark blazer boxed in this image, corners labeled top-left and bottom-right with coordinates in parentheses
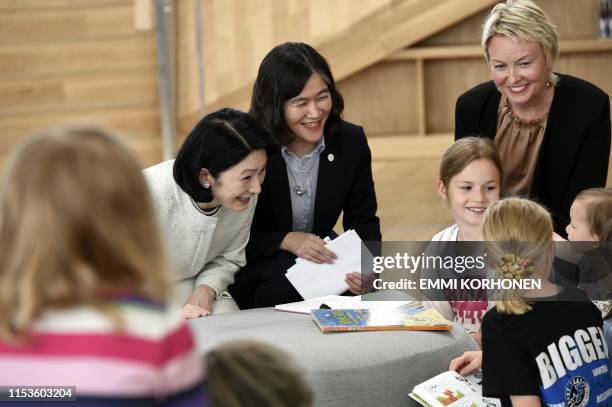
top-left (228, 42), bottom-right (381, 309)
top-left (455, 0), bottom-right (610, 236)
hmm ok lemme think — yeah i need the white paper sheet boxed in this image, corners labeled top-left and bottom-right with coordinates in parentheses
top-left (275, 294), bottom-right (416, 314)
top-left (285, 230), bottom-right (364, 299)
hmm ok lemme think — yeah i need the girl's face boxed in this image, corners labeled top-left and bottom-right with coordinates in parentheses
top-left (566, 199), bottom-right (598, 241)
top-left (199, 149), bottom-right (267, 212)
top-left (283, 73), bottom-right (332, 151)
top-left (438, 159), bottom-right (501, 230)
top-left (487, 35), bottom-right (551, 110)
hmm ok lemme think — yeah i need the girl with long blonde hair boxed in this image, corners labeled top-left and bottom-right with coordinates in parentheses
top-left (451, 198), bottom-right (610, 407)
top-left (0, 126), bottom-right (205, 404)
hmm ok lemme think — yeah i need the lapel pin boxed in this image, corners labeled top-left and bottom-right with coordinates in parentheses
top-left (327, 153), bottom-right (334, 162)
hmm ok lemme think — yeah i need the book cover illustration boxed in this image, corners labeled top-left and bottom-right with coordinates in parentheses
top-left (310, 306), bottom-right (452, 333)
top-left (409, 370), bottom-right (501, 407)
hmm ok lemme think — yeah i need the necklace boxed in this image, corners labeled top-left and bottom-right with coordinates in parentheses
top-left (191, 198), bottom-right (222, 216)
top-left (201, 205), bottom-right (221, 216)
top-left (286, 167), bottom-right (308, 196)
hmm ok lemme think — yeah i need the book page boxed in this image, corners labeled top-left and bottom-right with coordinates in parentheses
top-left (413, 371), bottom-right (500, 407)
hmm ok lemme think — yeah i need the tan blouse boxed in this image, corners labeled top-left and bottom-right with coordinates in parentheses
top-left (495, 96), bottom-right (548, 196)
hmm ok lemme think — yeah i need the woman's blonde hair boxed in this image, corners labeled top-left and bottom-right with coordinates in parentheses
top-left (205, 340), bottom-right (312, 407)
top-left (439, 137), bottom-right (503, 188)
top-left (483, 197), bottom-right (553, 315)
top-left (575, 188), bottom-right (612, 241)
top-left (0, 126), bottom-right (171, 341)
top-left (482, 0), bottom-right (559, 85)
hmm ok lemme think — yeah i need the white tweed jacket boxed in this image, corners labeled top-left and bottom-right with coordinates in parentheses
top-left (143, 160), bottom-right (256, 297)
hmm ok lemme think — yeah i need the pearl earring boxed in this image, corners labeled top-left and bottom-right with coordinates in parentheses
top-left (545, 80), bottom-right (551, 88)
top-left (202, 182), bottom-right (210, 189)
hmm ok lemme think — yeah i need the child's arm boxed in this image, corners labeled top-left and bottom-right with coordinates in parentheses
top-left (510, 395), bottom-right (541, 407)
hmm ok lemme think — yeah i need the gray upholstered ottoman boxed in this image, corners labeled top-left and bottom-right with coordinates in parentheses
top-left (189, 302), bottom-right (477, 407)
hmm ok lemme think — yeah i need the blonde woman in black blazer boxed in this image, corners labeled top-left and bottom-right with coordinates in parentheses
top-left (455, 0), bottom-right (610, 235)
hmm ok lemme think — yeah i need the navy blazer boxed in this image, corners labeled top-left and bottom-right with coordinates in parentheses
top-left (455, 74), bottom-right (611, 234)
top-left (246, 120), bottom-right (381, 260)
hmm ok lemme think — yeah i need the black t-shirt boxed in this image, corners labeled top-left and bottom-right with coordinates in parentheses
top-left (482, 288), bottom-right (611, 407)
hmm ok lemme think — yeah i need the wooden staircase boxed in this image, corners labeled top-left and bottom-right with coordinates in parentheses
top-left (182, 0), bottom-right (498, 129)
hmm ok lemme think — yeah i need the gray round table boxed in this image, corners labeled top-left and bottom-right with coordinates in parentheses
top-left (190, 296), bottom-right (477, 407)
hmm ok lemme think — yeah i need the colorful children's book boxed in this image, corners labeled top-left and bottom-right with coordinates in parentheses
top-left (409, 370), bottom-right (501, 407)
top-left (310, 306), bottom-right (452, 332)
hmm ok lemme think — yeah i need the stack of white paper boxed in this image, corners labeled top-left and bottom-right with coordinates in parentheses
top-left (275, 294), bottom-right (416, 314)
top-left (285, 230), bottom-right (364, 300)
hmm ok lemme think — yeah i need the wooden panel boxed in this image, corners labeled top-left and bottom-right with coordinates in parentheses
top-left (195, 0), bottom-right (392, 104)
top-left (555, 53), bottom-right (612, 95)
top-left (417, 10), bottom-right (486, 47)
top-left (0, 133), bottom-right (162, 170)
top-left (0, 0), bottom-right (130, 10)
top-left (425, 59), bottom-right (490, 134)
top-left (0, 106), bottom-right (160, 150)
top-left (127, 135), bottom-right (163, 167)
top-left (0, 36), bottom-right (155, 78)
top-left (374, 156), bottom-right (452, 240)
top-left (421, 0), bottom-right (600, 46)
top-left (538, 0), bottom-right (599, 39)
top-left (0, 4), bottom-right (136, 44)
top-left (369, 134), bottom-right (453, 161)
top-left (176, 0), bottom-right (201, 122)
top-left (0, 68), bottom-right (158, 116)
top-left (182, 0), bottom-right (497, 130)
top-left (0, 0), bottom-right (161, 170)
top-left (390, 40), bottom-right (612, 61)
top-left (339, 61), bottom-right (418, 136)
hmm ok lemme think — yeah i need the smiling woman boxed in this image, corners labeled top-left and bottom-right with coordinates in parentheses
top-left (228, 42), bottom-right (381, 309)
top-left (455, 0), bottom-right (611, 236)
top-left (143, 108), bottom-right (276, 319)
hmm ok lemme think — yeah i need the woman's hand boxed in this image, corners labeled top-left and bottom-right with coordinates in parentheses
top-left (280, 232), bottom-right (336, 264)
top-left (449, 350), bottom-right (482, 375)
top-left (182, 284), bottom-right (215, 319)
top-left (345, 271), bottom-right (362, 295)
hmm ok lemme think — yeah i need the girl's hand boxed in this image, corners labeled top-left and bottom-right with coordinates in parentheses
top-left (182, 284), bottom-right (215, 319)
top-left (281, 232), bottom-right (336, 264)
top-left (345, 271), bottom-right (362, 295)
top-left (449, 351), bottom-right (482, 375)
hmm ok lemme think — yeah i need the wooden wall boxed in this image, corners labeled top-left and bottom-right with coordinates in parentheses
top-left (1, 0), bottom-right (609, 168)
top-left (340, 0), bottom-right (612, 137)
top-left (176, 0), bottom-right (393, 134)
top-left (0, 0), bottom-right (161, 167)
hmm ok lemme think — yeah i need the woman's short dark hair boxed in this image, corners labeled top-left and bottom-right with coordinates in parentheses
top-left (250, 42), bottom-right (344, 146)
top-left (173, 108), bottom-right (276, 203)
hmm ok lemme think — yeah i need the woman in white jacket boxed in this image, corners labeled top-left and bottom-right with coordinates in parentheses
top-left (144, 108), bottom-right (276, 318)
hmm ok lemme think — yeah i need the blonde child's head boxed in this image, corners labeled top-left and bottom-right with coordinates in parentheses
top-left (483, 197), bottom-right (553, 315)
top-left (205, 340), bottom-right (312, 407)
top-left (438, 137), bottom-right (503, 235)
top-left (0, 125), bottom-right (171, 341)
top-left (567, 188), bottom-right (612, 242)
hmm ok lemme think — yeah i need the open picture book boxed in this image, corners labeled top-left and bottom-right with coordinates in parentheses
top-left (409, 370), bottom-right (501, 407)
